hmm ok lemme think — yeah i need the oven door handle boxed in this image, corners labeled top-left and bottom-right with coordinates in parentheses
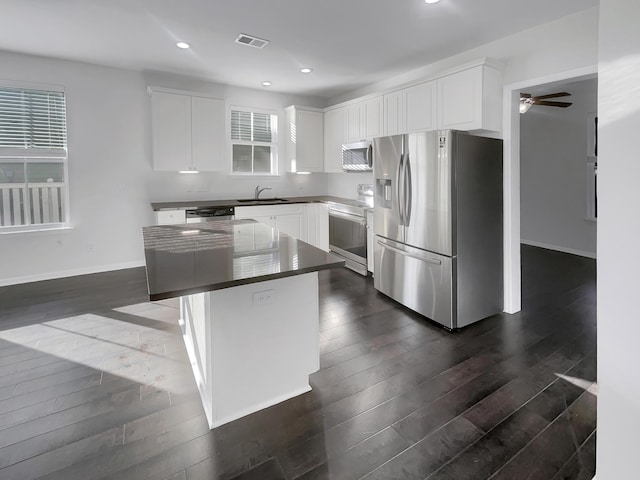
top-left (329, 210), bottom-right (366, 226)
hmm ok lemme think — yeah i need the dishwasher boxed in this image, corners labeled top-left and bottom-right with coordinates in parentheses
top-left (185, 206), bottom-right (235, 223)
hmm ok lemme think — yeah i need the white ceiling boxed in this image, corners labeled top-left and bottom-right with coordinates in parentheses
top-left (1, 0), bottom-right (598, 100)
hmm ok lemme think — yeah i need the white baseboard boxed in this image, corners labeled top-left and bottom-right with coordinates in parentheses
top-left (521, 239), bottom-right (597, 259)
top-left (0, 260), bottom-right (146, 287)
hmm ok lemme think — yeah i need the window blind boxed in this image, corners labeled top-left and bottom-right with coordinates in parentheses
top-left (0, 87), bottom-right (67, 155)
top-left (231, 110), bottom-right (272, 143)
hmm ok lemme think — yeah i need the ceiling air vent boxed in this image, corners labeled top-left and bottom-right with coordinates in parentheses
top-left (235, 33), bottom-right (270, 49)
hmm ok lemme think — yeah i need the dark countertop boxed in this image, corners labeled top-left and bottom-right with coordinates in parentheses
top-left (151, 195), bottom-right (372, 211)
top-left (142, 219), bottom-right (345, 301)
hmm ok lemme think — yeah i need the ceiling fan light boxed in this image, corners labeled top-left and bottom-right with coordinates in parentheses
top-left (520, 99), bottom-right (534, 114)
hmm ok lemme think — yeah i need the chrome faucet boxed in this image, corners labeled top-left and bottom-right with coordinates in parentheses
top-left (255, 185), bottom-right (272, 199)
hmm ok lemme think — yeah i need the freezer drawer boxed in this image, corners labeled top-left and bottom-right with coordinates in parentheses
top-left (374, 236), bottom-right (453, 329)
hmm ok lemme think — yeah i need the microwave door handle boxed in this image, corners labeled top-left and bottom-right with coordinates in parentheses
top-left (397, 153), bottom-right (404, 225)
top-left (367, 144), bottom-right (373, 169)
top-left (404, 153), bottom-right (412, 226)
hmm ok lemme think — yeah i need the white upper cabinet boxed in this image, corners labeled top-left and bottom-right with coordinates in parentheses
top-left (150, 89), bottom-right (225, 172)
top-left (344, 96), bottom-right (384, 143)
top-left (384, 90), bottom-right (406, 136)
top-left (437, 65), bottom-right (502, 132)
top-left (285, 106), bottom-right (324, 173)
top-left (364, 96), bottom-right (384, 140)
top-left (345, 102), bottom-right (365, 143)
top-left (323, 107), bottom-right (345, 173)
top-left (404, 80), bottom-right (437, 133)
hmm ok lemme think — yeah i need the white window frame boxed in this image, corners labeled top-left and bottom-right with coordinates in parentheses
top-left (229, 105), bottom-right (279, 176)
top-left (0, 80), bottom-right (71, 233)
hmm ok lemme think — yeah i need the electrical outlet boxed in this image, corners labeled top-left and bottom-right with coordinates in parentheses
top-left (253, 289), bottom-right (276, 306)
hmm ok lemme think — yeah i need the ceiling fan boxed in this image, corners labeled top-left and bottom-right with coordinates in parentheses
top-left (519, 92), bottom-right (572, 114)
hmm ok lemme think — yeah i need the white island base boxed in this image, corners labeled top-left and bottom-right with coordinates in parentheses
top-left (179, 272), bottom-right (320, 429)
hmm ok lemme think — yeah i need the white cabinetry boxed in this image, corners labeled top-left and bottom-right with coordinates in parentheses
top-left (345, 102), bottom-right (365, 143)
top-left (285, 106), bottom-right (324, 173)
top-left (150, 90), bottom-right (225, 172)
top-left (323, 107), bottom-right (345, 173)
top-left (404, 80), bottom-right (438, 133)
top-left (437, 65), bottom-right (501, 132)
top-left (345, 96), bottom-right (384, 143)
top-left (155, 210), bottom-right (186, 225)
top-left (235, 204), bottom-right (306, 241)
top-left (364, 96), bottom-right (384, 140)
top-left (306, 203), bottom-right (329, 252)
top-left (384, 90), bottom-right (406, 136)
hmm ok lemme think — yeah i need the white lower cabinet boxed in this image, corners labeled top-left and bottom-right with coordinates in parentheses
top-left (366, 210), bottom-right (374, 274)
top-left (155, 210), bottom-right (186, 225)
top-left (235, 203), bottom-right (331, 251)
top-left (235, 204), bottom-right (306, 242)
top-left (306, 203), bottom-right (329, 252)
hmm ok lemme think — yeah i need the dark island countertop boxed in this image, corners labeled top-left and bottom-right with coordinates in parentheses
top-left (142, 219), bottom-right (345, 301)
top-left (150, 195), bottom-right (371, 211)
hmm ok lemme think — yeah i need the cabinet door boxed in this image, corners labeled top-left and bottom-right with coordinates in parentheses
top-left (364, 96), bottom-right (384, 140)
top-left (323, 108), bottom-right (345, 173)
top-left (155, 210), bottom-right (186, 225)
top-left (345, 102), bottom-right (365, 143)
top-left (384, 90), bottom-right (405, 136)
top-left (274, 213), bottom-right (304, 240)
top-left (306, 203), bottom-right (329, 251)
top-left (296, 109), bottom-right (324, 172)
top-left (192, 96), bottom-right (225, 172)
top-left (404, 81), bottom-right (437, 133)
top-left (151, 92), bottom-right (192, 171)
top-left (437, 67), bottom-right (482, 130)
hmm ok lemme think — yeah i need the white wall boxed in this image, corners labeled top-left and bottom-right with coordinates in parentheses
top-left (596, 0), bottom-right (640, 477)
top-left (0, 52), bottom-right (326, 285)
top-left (520, 78), bottom-right (597, 258)
top-left (326, 172), bottom-right (373, 199)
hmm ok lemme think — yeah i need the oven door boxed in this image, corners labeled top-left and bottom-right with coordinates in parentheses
top-left (328, 209), bottom-right (367, 274)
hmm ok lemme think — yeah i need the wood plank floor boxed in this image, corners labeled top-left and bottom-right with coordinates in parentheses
top-left (0, 245), bottom-right (596, 480)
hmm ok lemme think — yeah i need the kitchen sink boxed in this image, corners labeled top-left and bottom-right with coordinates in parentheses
top-left (236, 198), bottom-right (290, 204)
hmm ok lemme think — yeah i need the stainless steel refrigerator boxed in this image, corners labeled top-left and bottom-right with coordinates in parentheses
top-left (373, 130), bottom-right (503, 330)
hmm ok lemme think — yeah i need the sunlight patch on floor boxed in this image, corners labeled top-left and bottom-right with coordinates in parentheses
top-left (555, 373), bottom-right (597, 394)
top-left (0, 303), bottom-right (193, 395)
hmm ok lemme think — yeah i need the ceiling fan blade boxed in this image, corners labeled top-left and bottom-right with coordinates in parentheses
top-left (534, 100), bottom-right (573, 108)
top-left (532, 92), bottom-right (572, 100)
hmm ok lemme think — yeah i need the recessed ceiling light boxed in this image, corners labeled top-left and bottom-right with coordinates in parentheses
top-left (300, 68), bottom-right (313, 74)
top-left (176, 42), bottom-right (190, 49)
top-left (424, 0), bottom-right (440, 3)
top-left (262, 81), bottom-right (272, 87)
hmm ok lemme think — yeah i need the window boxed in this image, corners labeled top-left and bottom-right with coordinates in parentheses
top-left (230, 108), bottom-right (278, 174)
top-left (0, 84), bottom-right (69, 232)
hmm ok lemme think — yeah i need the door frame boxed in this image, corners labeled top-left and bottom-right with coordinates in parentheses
top-left (502, 65), bottom-right (598, 314)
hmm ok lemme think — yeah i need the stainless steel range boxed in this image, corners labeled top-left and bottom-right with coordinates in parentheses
top-left (328, 184), bottom-right (373, 276)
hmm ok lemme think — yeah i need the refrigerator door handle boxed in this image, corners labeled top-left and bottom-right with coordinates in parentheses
top-left (397, 153), bottom-right (405, 225)
top-left (404, 153), bottom-right (412, 226)
top-left (376, 239), bottom-right (442, 265)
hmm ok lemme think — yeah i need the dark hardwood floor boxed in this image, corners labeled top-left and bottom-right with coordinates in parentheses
top-left (0, 245), bottom-right (596, 480)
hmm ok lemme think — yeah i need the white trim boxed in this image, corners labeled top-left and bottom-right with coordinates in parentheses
top-left (521, 239), bottom-right (596, 259)
top-left (0, 78), bottom-right (66, 93)
top-left (0, 260), bottom-right (145, 287)
top-left (146, 85), bottom-right (223, 101)
top-left (502, 64), bottom-right (598, 315)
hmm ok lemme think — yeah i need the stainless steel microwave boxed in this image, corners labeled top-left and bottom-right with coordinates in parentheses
top-left (342, 141), bottom-right (373, 172)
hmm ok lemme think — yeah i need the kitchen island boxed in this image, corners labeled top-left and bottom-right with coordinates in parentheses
top-left (142, 219), bottom-right (344, 428)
